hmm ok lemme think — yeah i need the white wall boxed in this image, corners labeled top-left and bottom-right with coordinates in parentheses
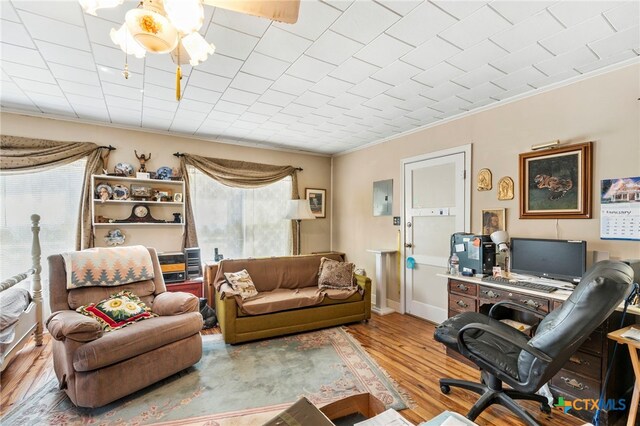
top-left (332, 64), bottom-right (640, 304)
top-left (0, 113), bottom-right (333, 255)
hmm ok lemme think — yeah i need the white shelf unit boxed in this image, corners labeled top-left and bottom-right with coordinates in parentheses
top-left (91, 174), bottom-right (186, 231)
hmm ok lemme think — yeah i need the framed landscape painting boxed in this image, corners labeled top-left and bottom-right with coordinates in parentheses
top-left (306, 188), bottom-right (326, 218)
top-left (519, 142), bottom-right (592, 219)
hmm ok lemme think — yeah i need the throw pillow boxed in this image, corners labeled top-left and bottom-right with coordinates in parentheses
top-left (224, 269), bottom-right (259, 300)
top-left (318, 257), bottom-right (355, 290)
top-left (76, 290), bottom-right (157, 331)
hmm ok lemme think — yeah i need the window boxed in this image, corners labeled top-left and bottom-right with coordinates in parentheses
top-left (188, 167), bottom-right (291, 261)
top-left (0, 160), bottom-right (86, 297)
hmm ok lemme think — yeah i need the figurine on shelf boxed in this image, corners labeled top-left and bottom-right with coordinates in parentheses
top-left (105, 229), bottom-right (125, 246)
top-left (171, 167), bottom-right (181, 180)
top-left (99, 187), bottom-right (110, 202)
top-left (134, 150), bottom-right (151, 173)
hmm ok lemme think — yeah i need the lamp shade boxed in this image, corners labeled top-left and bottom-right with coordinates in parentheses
top-left (490, 230), bottom-right (510, 252)
top-left (285, 200), bottom-right (315, 220)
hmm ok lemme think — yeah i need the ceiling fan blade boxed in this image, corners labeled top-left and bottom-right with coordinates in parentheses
top-left (202, 0), bottom-right (300, 24)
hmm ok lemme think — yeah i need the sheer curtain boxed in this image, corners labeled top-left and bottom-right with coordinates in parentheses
top-left (188, 166), bottom-right (291, 261)
top-left (0, 159), bottom-right (86, 316)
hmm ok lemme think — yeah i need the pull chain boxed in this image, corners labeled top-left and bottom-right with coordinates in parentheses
top-left (175, 37), bottom-right (182, 101)
top-left (122, 31), bottom-right (129, 79)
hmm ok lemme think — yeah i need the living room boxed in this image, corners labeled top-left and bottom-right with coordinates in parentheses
top-left (1, 1), bottom-right (639, 425)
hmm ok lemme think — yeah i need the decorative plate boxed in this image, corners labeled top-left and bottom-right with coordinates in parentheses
top-left (114, 162), bottom-right (134, 176)
top-left (112, 184), bottom-right (129, 200)
top-left (95, 183), bottom-right (113, 201)
top-left (156, 166), bottom-right (173, 180)
top-left (104, 229), bottom-right (125, 246)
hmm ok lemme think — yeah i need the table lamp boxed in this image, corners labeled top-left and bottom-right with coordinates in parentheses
top-left (285, 199), bottom-right (315, 255)
top-left (490, 230), bottom-right (510, 273)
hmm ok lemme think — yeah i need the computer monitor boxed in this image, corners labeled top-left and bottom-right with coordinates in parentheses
top-left (510, 238), bottom-right (587, 283)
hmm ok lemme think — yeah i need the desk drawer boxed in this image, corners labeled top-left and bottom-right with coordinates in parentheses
top-left (579, 330), bottom-right (604, 356)
top-left (448, 294), bottom-right (476, 313)
top-left (478, 286), bottom-right (549, 313)
top-left (552, 370), bottom-right (600, 401)
top-left (564, 351), bottom-right (601, 381)
top-left (449, 280), bottom-right (477, 297)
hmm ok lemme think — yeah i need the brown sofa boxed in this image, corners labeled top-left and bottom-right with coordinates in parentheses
top-left (46, 247), bottom-right (203, 408)
top-left (213, 253), bottom-right (371, 344)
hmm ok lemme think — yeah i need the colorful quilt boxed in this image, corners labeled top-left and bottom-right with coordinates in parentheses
top-left (62, 246), bottom-right (155, 289)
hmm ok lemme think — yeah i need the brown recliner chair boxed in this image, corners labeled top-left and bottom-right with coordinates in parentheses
top-left (46, 247), bottom-right (203, 408)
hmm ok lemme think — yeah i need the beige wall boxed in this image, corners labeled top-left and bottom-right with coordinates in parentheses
top-left (332, 64), bottom-right (640, 304)
top-left (0, 113), bottom-right (332, 255)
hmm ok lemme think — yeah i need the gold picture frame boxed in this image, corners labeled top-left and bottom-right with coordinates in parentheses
top-left (519, 142), bottom-right (592, 219)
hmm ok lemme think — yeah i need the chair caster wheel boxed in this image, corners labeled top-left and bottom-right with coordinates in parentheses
top-left (540, 403), bottom-right (551, 414)
top-left (440, 384), bottom-right (450, 394)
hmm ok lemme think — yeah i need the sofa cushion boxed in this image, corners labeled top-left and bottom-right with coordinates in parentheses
top-left (76, 290), bottom-right (157, 331)
top-left (236, 287), bottom-right (362, 316)
top-left (73, 312), bottom-right (203, 372)
top-left (224, 269), bottom-right (259, 300)
top-left (214, 253), bottom-right (345, 293)
top-left (318, 257), bottom-right (355, 290)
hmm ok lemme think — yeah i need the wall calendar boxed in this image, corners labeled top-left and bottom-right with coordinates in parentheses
top-left (600, 176), bottom-right (640, 241)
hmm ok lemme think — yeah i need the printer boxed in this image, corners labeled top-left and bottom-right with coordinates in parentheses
top-left (450, 233), bottom-right (496, 276)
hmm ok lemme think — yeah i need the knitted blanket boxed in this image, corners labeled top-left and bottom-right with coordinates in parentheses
top-left (62, 246), bottom-right (154, 289)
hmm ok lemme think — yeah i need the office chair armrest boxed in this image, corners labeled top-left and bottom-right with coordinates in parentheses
top-left (488, 300), bottom-right (548, 320)
top-left (458, 322), bottom-right (553, 363)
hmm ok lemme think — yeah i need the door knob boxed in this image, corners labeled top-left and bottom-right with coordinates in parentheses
top-left (405, 243), bottom-right (413, 248)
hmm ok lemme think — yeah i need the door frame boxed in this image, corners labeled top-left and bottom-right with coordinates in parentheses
top-left (399, 144), bottom-right (472, 315)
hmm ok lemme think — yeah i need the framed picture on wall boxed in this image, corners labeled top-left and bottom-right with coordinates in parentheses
top-left (481, 208), bottom-right (506, 235)
top-left (519, 142), bottom-right (592, 219)
top-left (305, 188), bottom-right (326, 218)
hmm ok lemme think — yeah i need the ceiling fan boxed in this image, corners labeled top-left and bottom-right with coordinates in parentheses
top-left (79, 0), bottom-right (300, 100)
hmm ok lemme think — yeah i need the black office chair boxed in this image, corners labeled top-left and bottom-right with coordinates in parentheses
top-left (434, 260), bottom-right (634, 426)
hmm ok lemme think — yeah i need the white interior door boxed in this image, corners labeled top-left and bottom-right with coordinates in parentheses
top-left (404, 149), bottom-right (468, 324)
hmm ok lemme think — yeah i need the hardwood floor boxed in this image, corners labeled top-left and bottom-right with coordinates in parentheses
top-left (0, 313), bottom-right (584, 425)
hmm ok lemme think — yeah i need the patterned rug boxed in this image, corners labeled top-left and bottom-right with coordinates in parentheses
top-left (2, 328), bottom-right (408, 425)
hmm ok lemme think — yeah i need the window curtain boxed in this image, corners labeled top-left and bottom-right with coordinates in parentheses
top-left (0, 135), bottom-right (109, 250)
top-left (178, 154), bottom-right (300, 253)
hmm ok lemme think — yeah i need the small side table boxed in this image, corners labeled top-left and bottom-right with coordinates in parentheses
top-left (165, 278), bottom-right (204, 298)
top-left (367, 249), bottom-right (397, 315)
top-left (608, 325), bottom-right (640, 426)
top-left (204, 262), bottom-right (220, 307)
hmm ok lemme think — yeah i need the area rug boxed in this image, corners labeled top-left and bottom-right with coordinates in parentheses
top-left (2, 327), bottom-right (409, 425)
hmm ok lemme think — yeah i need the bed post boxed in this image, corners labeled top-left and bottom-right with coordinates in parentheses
top-left (31, 214), bottom-right (43, 347)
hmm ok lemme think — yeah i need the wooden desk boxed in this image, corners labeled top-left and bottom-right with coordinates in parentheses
top-left (608, 326), bottom-right (640, 426)
top-left (440, 274), bottom-right (634, 425)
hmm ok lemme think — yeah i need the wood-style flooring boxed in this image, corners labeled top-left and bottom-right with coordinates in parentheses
top-left (0, 313), bottom-right (584, 425)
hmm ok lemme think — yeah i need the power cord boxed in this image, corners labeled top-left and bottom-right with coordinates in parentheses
top-left (593, 282), bottom-right (639, 426)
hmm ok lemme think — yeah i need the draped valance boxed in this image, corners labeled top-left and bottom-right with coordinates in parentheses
top-left (179, 153), bottom-right (301, 253)
top-left (1, 135), bottom-right (108, 250)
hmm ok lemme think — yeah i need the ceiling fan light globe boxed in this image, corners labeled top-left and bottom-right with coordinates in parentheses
top-left (79, 0), bottom-right (124, 16)
top-left (110, 24), bottom-right (147, 58)
top-left (125, 7), bottom-right (178, 54)
top-left (181, 32), bottom-right (215, 66)
top-left (163, 0), bottom-right (205, 34)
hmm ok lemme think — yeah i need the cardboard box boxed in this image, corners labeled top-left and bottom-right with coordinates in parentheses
top-left (263, 397), bottom-right (333, 426)
top-left (263, 393), bottom-right (387, 426)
